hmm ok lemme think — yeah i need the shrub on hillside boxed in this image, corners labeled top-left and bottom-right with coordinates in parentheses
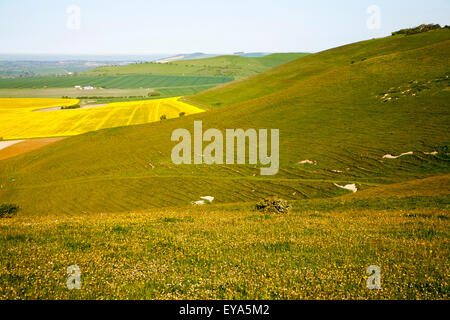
top-left (392, 24), bottom-right (442, 36)
top-left (0, 204), bottom-right (19, 218)
top-left (148, 91), bottom-right (161, 97)
top-left (255, 197), bottom-right (291, 214)
top-left (61, 105), bottom-right (80, 110)
top-left (160, 114), bottom-right (167, 120)
top-left (179, 112), bottom-right (186, 117)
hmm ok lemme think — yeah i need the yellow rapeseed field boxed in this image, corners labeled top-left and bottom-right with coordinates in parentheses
top-left (0, 97), bottom-right (204, 139)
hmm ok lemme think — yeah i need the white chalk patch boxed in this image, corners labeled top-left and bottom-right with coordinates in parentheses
top-left (0, 140), bottom-right (24, 151)
top-left (200, 196), bottom-right (214, 203)
top-left (334, 183), bottom-right (358, 193)
top-left (191, 200), bottom-right (206, 205)
top-left (423, 151), bottom-right (438, 155)
top-left (332, 169), bottom-right (343, 173)
top-left (299, 159), bottom-right (317, 165)
top-left (382, 151), bottom-right (413, 159)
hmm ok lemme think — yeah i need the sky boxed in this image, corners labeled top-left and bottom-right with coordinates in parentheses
top-left (0, 0), bottom-right (449, 55)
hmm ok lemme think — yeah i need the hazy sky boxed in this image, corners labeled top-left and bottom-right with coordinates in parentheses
top-left (0, 0), bottom-right (449, 55)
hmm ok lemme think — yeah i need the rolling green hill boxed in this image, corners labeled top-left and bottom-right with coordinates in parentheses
top-left (188, 29), bottom-right (450, 108)
top-left (84, 53), bottom-right (309, 78)
top-left (0, 29), bottom-right (449, 215)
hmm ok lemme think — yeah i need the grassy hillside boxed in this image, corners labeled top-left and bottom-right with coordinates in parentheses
top-left (188, 29), bottom-right (450, 108)
top-left (0, 29), bottom-right (449, 215)
top-left (0, 30), bottom-right (449, 301)
top-left (84, 53), bottom-right (309, 78)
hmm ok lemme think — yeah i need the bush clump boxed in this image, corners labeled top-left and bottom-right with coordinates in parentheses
top-left (61, 105), bottom-right (80, 110)
top-left (255, 197), bottom-right (291, 214)
top-left (148, 91), bottom-right (161, 97)
top-left (0, 204), bottom-right (19, 218)
top-left (392, 24), bottom-right (443, 36)
top-left (160, 114), bottom-right (167, 120)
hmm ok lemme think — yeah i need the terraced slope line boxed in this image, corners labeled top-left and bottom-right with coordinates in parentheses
top-left (0, 30), bottom-right (449, 215)
top-left (341, 174), bottom-right (450, 199)
top-left (0, 97), bottom-right (204, 139)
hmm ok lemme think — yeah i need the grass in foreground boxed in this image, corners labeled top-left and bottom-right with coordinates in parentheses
top-left (0, 199), bottom-right (448, 299)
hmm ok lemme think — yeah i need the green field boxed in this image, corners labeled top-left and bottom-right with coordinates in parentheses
top-left (155, 84), bottom-right (222, 97)
top-left (0, 85), bottom-right (218, 100)
top-left (84, 53), bottom-right (309, 78)
top-left (0, 54), bottom-right (309, 100)
top-left (0, 74), bottom-right (233, 89)
top-left (0, 29), bottom-right (449, 300)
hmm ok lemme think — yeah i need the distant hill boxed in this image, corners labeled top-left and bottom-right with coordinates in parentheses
top-left (154, 52), bottom-right (272, 63)
top-left (0, 29), bottom-right (449, 215)
top-left (233, 52), bottom-right (270, 57)
top-left (84, 53), bottom-right (310, 78)
top-left (154, 53), bottom-right (221, 63)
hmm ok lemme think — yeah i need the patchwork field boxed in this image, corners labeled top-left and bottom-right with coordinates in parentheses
top-left (0, 88), bottom-right (153, 99)
top-left (0, 74), bottom-right (233, 89)
top-left (85, 53), bottom-right (309, 78)
top-left (0, 97), bottom-right (204, 139)
top-left (0, 85), bottom-right (219, 100)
